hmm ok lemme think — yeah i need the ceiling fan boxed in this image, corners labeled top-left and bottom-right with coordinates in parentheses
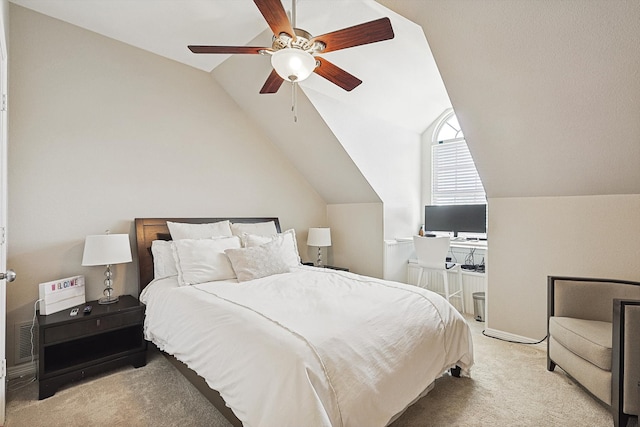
top-left (188, 0), bottom-right (395, 94)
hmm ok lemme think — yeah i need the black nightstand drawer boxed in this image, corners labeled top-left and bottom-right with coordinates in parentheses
top-left (43, 310), bottom-right (143, 344)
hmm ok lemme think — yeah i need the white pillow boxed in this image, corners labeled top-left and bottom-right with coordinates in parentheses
top-left (167, 220), bottom-right (233, 240)
top-left (172, 236), bottom-right (241, 286)
top-left (151, 240), bottom-right (178, 279)
top-left (230, 221), bottom-right (278, 237)
top-left (243, 229), bottom-right (301, 266)
top-left (225, 239), bottom-right (293, 282)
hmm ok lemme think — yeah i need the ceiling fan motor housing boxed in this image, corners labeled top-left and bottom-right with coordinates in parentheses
top-left (272, 28), bottom-right (325, 54)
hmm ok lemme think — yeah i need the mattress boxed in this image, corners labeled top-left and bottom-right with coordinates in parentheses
top-left (140, 265), bottom-right (473, 427)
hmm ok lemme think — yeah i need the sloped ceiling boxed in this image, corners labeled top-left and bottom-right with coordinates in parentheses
top-left (12, 0), bottom-right (636, 201)
top-left (379, 0), bottom-right (640, 198)
top-left (9, 0), bottom-right (448, 134)
top-left (10, 0), bottom-right (453, 206)
top-left (212, 47), bottom-right (380, 204)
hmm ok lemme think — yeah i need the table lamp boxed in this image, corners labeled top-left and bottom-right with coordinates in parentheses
top-left (307, 228), bottom-right (331, 267)
top-left (81, 232), bottom-right (132, 304)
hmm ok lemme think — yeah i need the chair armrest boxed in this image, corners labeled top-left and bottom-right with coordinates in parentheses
top-left (612, 299), bottom-right (640, 424)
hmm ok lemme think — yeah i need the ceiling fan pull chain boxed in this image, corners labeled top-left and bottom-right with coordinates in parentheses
top-left (292, 81), bottom-right (298, 123)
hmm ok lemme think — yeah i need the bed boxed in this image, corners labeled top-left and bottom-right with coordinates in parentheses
top-left (135, 217), bottom-right (474, 427)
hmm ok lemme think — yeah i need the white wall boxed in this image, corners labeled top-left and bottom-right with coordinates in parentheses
top-left (327, 203), bottom-right (384, 278)
top-left (487, 194), bottom-right (640, 340)
top-left (0, 0), bottom-right (7, 44)
top-left (6, 5), bottom-right (327, 366)
top-left (306, 88), bottom-right (422, 241)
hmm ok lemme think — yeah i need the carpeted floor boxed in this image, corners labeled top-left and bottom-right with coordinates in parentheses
top-left (5, 316), bottom-right (626, 427)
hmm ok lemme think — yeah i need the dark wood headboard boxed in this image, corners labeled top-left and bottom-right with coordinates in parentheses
top-left (135, 217), bottom-right (281, 292)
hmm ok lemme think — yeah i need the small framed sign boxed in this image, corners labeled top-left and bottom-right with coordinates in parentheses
top-left (38, 275), bottom-right (86, 315)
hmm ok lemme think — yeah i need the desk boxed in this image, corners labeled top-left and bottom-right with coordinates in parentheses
top-left (395, 237), bottom-right (487, 250)
top-left (407, 259), bottom-right (486, 314)
top-left (450, 239), bottom-right (488, 250)
top-left (384, 238), bottom-right (488, 314)
top-left (395, 237), bottom-right (487, 267)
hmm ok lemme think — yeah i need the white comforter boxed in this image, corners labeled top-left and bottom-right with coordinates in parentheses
top-left (141, 266), bottom-right (473, 427)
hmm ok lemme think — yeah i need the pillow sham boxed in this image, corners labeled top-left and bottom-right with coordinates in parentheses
top-left (151, 240), bottom-right (178, 279)
top-left (225, 239), bottom-right (293, 282)
top-left (167, 220), bottom-right (233, 240)
top-left (242, 228), bottom-right (301, 266)
top-left (172, 236), bottom-right (241, 286)
top-left (230, 221), bottom-right (278, 237)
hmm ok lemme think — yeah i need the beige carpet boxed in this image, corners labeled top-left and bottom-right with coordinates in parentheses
top-left (6, 316), bottom-right (626, 427)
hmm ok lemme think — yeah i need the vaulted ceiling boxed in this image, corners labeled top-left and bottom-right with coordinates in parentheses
top-left (10, 0), bottom-right (453, 209)
top-left (10, 0), bottom-right (640, 201)
top-left (379, 0), bottom-right (640, 198)
top-left (10, 0), bottom-right (450, 134)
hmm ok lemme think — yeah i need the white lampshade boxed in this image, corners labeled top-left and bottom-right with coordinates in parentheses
top-left (271, 48), bottom-right (316, 83)
top-left (82, 234), bottom-right (132, 266)
top-left (307, 228), bottom-right (331, 247)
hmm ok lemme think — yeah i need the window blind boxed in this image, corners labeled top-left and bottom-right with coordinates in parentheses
top-left (431, 140), bottom-right (486, 205)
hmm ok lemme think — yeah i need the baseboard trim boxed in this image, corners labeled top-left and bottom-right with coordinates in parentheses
top-left (483, 327), bottom-right (542, 344)
top-left (8, 361), bottom-right (36, 380)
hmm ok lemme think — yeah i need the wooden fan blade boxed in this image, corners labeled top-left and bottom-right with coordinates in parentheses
top-left (260, 69), bottom-right (285, 94)
top-left (188, 46), bottom-right (268, 54)
top-left (311, 17), bottom-right (394, 53)
top-left (254, 0), bottom-right (295, 38)
top-left (314, 58), bottom-right (362, 92)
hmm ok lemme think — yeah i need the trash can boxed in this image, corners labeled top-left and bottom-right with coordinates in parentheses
top-left (473, 292), bottom-right (485, 322)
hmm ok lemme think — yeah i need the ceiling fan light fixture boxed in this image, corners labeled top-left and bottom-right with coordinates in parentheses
top-left (271, 48), bottom-right (316, 82)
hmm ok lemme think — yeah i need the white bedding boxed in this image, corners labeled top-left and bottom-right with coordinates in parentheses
top-left (141, 266), bottom-right (473, 427)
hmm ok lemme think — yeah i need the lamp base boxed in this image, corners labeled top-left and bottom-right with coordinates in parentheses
top-left (99, 265), bottom-right (119, 304)
top-left (98, 295), bottom-right (119, 305)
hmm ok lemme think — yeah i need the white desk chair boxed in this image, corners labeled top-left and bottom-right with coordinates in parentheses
top-left (413, 235), bottom-right (464, 309)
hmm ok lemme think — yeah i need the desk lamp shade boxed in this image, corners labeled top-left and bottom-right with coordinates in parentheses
top-left (307, 228), bottom-right (331, 266)
top-left (82, 234), bottom-right (132, 304)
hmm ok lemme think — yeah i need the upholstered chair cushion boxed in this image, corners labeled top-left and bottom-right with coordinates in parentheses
top-left (549, 317), bottom-right (612, 370)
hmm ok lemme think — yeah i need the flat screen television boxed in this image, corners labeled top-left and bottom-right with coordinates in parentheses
top-left (424, 204), bottom-right (487, 237)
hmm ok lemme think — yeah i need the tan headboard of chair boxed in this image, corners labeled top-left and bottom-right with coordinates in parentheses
top-left (134, 217), bottom-right (281, 293)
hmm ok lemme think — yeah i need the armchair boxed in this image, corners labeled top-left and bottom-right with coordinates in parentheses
top-left (547, 276), bottom-right (640, 427)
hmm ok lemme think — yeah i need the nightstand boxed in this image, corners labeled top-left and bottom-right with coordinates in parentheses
top-left (37, 294), bottom-right (147, 399)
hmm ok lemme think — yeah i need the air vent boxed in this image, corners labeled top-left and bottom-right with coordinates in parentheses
top-left (15, 321), bottom-right (37, 365)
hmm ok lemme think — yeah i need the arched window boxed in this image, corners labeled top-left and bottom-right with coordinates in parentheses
top-left (431, 111), bottom-right (486, 205)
